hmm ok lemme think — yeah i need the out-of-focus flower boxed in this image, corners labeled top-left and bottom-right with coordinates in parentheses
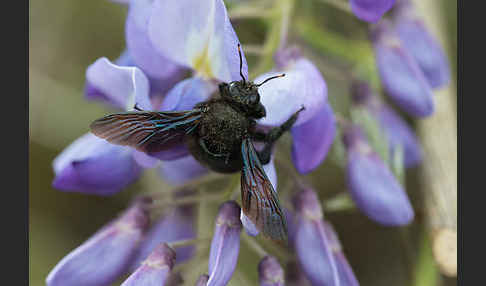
top-left (393, 0), bottom-right (450, 89)
top-left (258, 256), bottom-right (285, 286)
top-left (46, 199), bottom-right (151, 286)
top-left (207, 201), bottom-right (243, 286)
top-left (158, 155), bottom-right (209, 186)
top-left (255, 47), bottom-right (336, 174)
top-left (371, 20), bottom-right (435, 118)
top-left (121, 243), bottom-right (176, 286)
top-left (291, 187), bottom-right (340, 286)
top-left (323, 221), bottom-right (359, 286)
top-left (130, 190), bottom-right (197, 269)
top-left (351, 80), bottom-right (423, 167)
top-left (342, 124), bottom-right (414, 226)
top-left (350, 0), bottom-right (396, 23)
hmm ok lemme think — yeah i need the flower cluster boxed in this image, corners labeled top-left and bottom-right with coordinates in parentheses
top-left (48, 0), bottom-right (451, 285)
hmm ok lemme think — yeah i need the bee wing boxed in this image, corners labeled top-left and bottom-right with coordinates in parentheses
top-left (240, 138), bottom-right (287, 241)
top-left (90, 110), bottom-right (202, 153)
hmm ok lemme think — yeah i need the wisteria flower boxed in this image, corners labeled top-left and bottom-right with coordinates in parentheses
top-left (342, 124), bottom-right (414, 226)
top-left (351, 80), bottom-right (423, 167)
top-left (393, 0), bottom-right (451, 89)
top-left (371, 19), bottom-right (435, 118)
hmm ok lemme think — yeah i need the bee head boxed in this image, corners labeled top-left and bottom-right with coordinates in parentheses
top-left (220, 44), bottom-right (285, 119)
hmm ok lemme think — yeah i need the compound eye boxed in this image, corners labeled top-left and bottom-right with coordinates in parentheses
top-left (229, 82), bottom-right (238, 95)
top-left (248, 93), bottom-right (259, 105)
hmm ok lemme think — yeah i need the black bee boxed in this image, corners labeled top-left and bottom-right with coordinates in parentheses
top-left (90, 44), bottom-right (304, 241)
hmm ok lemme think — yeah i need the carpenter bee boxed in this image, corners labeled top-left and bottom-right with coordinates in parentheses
top-left (90, 44), bottom-right (304, 241)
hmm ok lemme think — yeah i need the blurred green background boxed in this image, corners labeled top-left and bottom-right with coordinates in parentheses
top-left (29, 0), bottom-right (457, 285)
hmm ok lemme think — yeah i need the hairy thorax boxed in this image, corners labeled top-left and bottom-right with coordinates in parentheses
top-left (186, 99), bottom-right (251, 173)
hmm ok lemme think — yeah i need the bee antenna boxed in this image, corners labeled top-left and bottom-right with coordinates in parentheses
top-left (256, 73), bottom-right (286, 87)
top-left (238, 43), bottom-right (246, 83)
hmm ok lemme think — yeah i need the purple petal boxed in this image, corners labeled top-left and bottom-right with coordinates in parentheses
top-left (125, 0), bottom-right (186, 82)
top-left (291, 189), bottom-right (340, 286)
top-left (263, 157), bottom-right (278, 190)
top-left (147, 0), bottom-right (248, 82)
top-left (323, 222), bottom-right (360, 286)
top-left (208, 201), bottom-right (242, 286)
top-left (52, 133), bottom-right (142, 196)
top-left (150, 145), bottom-right (191, 162)
top-left (375, 105), bottom-right (423, 167)
top-left (350, 0), bottom-right (396, 23)
top-left (115, 49), bottom-right (136, 67)
top-left (121, 243), bottom-right (176, 286)
top-left (160, 77), bottom-right (217, 111)
top-left (157, 155), bottom-right (208, 186)
top-left (371, 20), bottom-right (435, 118)
top-left (395, 4), bottom-right (450, 88)
top-left (259, 256), bottom-right (285, 286)
top-left (256, 58), bottom-right (327, 127)
top-left (291, 102), bottom-right (336, 174)
top-left (343, 126), bottom-right (414, 226)
top-left (85, 57), bottom-right (152, 110)
top-left (46, 201), bottom-right (150, 286)
top-left (240, 211), bottom-right (259, 237)
top-left (132, 150), bottom-right (160, 169)
top-left (195, 274), bottom-right (210, 286)
top-left (131, 205), bottom-right (196, 269)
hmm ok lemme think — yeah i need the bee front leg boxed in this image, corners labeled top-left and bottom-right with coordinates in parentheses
top-left (252, 106), bottom-right (305, 165)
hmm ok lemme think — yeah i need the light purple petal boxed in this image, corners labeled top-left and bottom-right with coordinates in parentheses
top-left (130, 205), bottom-right (196, 270)
top-left (376, 105), bottom-right (423, 168)
top-left (150, 145), bottom-right (191, 162)
top-left (371, 21), bottom-right (435, 118)
top-left (256, 58), bottom-right (327, 127)
top-left (52, 133), bottom-right (142, 196)
top-left (115, 49), bottom-right (136, 67)
top-left (85, 57), bottom-right (152, 110)
top-left (160, 77), bottom-right (217, 111)
top-left (132, 150), bottom-right (160, 169)
top-left (240, 211), bottom-right (259, 237)
top-left (259, 256), bottom-right (285, 286)
top-left (291, 102), bottom-right (336, 174)
top-left (323, 222), bottom-right (359, 286)
top-left (350, 0), bottom-right (396, 23)
top-left (121, 243), bottom-right (176, 286)
top-left (344, 126), bottom-right (414, 226)
top-left (125, 0), bottom-right (186, 81)
top-left (147, 0), bottom-right (248, 82)
top-left (291, 189), bottom-right (340, 286)
top-left (157, 155), bottom-right (208, 186)
top-left (395, 5), bottom-right (450, 88)
top-left (208, 201), bottom-right (242, 286)
top-left (46, 201), bottom-right (150, 286)
top-left (110, 0), bottom-right (130, 4)
top-left (263, 157), bottom-right (277, 190)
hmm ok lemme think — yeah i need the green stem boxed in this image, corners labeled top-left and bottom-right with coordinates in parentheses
top-left (315, 0), bottom-right (352, 13)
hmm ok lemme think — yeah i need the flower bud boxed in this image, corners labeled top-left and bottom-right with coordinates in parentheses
top-left (258, 256), bottom-right (285, 286)
top-left (207, 201), bottom-right (243, 286)
top-left (195, 274), bottom-right (209, 286)
top-left (350, 0), bottom-right (396, 23)
top-left (371, 20), bottom-right (434, 118)
top-left (121, 243), bottom-right (176, 286)
top-left (291, 188), bottom-right (340, 286)
top-left (343, 125), bottom-right (414, 226)
top-left (46, 200), bottom-right (150, 286)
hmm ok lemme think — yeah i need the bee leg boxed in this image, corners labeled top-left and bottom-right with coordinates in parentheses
top-left (253, 106), bottom-right (305, 165)
top-left (199, 138), bottom-right (230, 163)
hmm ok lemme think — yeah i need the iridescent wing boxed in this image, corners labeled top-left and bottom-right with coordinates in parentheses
top-left (240, 138), bottom-right (287, 241)
top-left (90, 110), bottom-right (202, 153)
